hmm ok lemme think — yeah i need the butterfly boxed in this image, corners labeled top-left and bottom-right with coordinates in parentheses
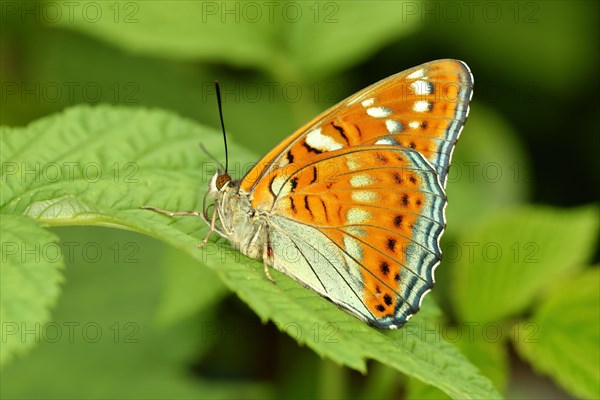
top-left (144, 59), bottom-right (473, 329)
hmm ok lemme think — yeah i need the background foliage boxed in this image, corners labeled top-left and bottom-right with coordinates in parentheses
top-left (1, 1), bottom-right (598, 399)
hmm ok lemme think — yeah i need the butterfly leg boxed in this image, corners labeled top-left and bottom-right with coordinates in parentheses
top-left (198, 207), bottom-right (219, 248)
top-left (262, 242), bottom-right (275, 283)
top-left (140, 206), bottom-right (202, 218)
top-left (141, 206), bottom-right (214, 248)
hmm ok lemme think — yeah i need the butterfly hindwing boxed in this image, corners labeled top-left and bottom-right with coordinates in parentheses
top-left (265, 146), bottom-right (445, 327)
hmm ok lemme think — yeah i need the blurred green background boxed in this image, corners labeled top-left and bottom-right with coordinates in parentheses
top-left (1, 0), bottom-right (598, 399)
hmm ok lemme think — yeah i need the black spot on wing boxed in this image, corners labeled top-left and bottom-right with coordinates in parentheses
top-left (304, 195), bottom-right (314, 218)
top-left (331, 121), bottom-right (350, 144)
top-left (290, 177), bottom-right (298, 192)
top-left (380, 261), bottom-right (390, 276)
top-left (303, 141), bottom-right (323, 154)
top-left (394, 215), bottom-right (404, 228)
top-left (401, 194), bottom-right (409, 207)
top-left (387, 238), bottom-right (396, 251)
top-left (383, 294), bottom-right (393, 306)
top-left (310, 167), bottom-right (317, 184)
top-left (375, 153), bottom-right (388, 163)
top-left (268, 176), bottom-right (276, 197)
top-left (320, 199), bottom-right (328, 222)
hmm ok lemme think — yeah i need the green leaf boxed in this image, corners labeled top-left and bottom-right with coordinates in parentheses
top-left (514, 267), bottom-right (600, 399)
top-left (1, 105), bottom-right (500, 398)
top-left (406, 379), bottom-right (450, 400)
top-left (452, 205), bottom-right (599, 322)
top-left (0, 214), bottom-right (64, 366)
top-left (1, 226), bottom-right (273, 399)
top-left (406, 323), bottom-right (509, 399)
top-left (455, 330), bottom-right (508, 393)
top-left (445, 103), bottom-right (530, 237)
top-left (358, 363), bottom-right (404, 400)
top-left (156, 245), bottom-right (230, 328)
top-left (51, 0), bottom-right (420, 79)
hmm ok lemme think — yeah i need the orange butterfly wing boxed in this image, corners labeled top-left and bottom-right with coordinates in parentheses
top-left (239, 59), bottom-right (473, 328)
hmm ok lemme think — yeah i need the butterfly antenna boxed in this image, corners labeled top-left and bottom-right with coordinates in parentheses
top-left (198, 143), bottom-right (225, 171)
top-left (215, 81), bottom-right (229, 174)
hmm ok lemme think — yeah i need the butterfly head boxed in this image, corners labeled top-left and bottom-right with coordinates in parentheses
top-left (209, 171), bottom-right (232, 195)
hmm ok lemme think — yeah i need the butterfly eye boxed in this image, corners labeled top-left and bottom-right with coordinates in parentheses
top-left (215, 174), bottom-right (232, 190)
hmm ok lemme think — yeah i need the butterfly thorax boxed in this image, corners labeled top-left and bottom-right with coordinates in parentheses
top-left (208, 172), bottom-right (268, 260)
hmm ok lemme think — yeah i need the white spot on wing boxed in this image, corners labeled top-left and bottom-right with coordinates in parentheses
top-left (375, 137), bottom-right (396, 145)
top-left (347, 208), bottom-right (371, 224)
top-left (413, 101), bottom-right (431, 112)
top-left (271, 175), bottom-right (289, 196)
top-left (349, 174), bottom-right (374, 187)
top-left (343, 236), bottom-right (363, 260)
top-left (411, 80), bottom-right (432, 95)
top-left (409, 121), bottom-right (420, 129)
top-left (361, 98), bottom-right (375, 107)
top-left (367, 107), bottom-right (392, 118)
top-left (346, 158), bottom-right (361, 170)
top-left (385, 119), bottom-right (403, 133)
top-left (347, 227), bottom-right (366, 237)
top-left (407, 68), bottom-right (425, 79)
top-left (306, 128), bottom-right (343, 152)
top-left (352, 191), bottom-right (377, 202)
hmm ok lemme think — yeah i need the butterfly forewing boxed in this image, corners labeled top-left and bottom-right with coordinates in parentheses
top-left (241, 59), bottom-right (473, 194)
